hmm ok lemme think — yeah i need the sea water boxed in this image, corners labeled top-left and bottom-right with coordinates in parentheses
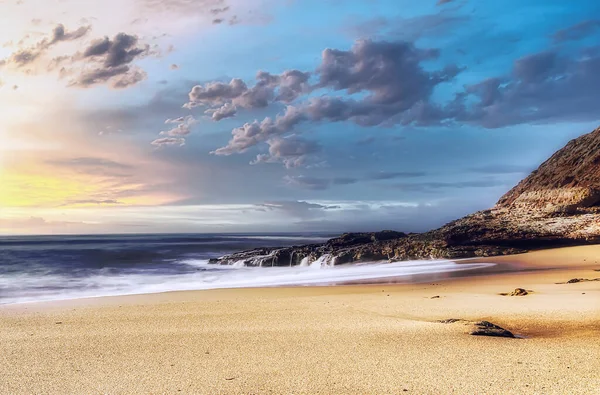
top-left (0, 233), bottom-right (493, 304)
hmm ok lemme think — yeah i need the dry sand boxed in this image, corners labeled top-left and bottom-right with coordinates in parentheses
top-left (1, 245), bottom-right (599, 394)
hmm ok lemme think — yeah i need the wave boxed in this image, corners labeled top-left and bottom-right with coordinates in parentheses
top-left (0, 259), bottom-right (494, 305)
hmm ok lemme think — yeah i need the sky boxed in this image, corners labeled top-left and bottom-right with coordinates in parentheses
top-left (1, 0), bottom-right (599, 235)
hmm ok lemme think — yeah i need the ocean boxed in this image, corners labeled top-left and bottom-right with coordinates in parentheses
top-left (0, 233), bottom-right (494, 304)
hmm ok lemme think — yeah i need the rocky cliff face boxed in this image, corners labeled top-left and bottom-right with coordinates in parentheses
top-left (497, 126), bottom-right (600, 213)
top-left (212, 126), bottom-right (600, 267)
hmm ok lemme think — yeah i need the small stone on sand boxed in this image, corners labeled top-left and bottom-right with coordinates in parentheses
top-left (502, 288), bottom-right (529, 296)
top-left (470, 321), bottom-right (515, 338)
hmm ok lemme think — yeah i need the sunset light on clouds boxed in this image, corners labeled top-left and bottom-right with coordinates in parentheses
top-left (1, 0), bottom-right (600, 234)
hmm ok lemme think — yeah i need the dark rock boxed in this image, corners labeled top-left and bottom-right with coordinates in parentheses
top-left (437, 318), bottom-right (465, 324)
top-left (562, 278), bottom-right (600, 284)
top-left (470, 321), bottom-right (515, 338)
top-left (430, 295), bottom-right (440, 299)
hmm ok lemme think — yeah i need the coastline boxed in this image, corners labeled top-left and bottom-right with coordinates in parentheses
top-left (1, 245), bottom-right (599, 393)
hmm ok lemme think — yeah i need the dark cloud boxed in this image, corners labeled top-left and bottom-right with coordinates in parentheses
top-left (50, 24), bottom-right (90, 44)
top-left (81, 33), bottom-right (149, 68)
top-left (332, 177), bottom-right (359, 185)
top-left (210, 6), bottom-right (230, 15)
top-left (553, 19), bottom-right (600, 43)
top-left (70, 65), bottom-right (145, 89)
top-left (451, 48), bottom-right (600, 127)
top-left (208, 39), bottom-right (461, 160)
top-left (5, 24), bottom-right (90, 68)
top-left (316, 40), bottom-right (446, 106)
top-left (68, 33), bottom-right (150, 88)
top-left (437, 0), bottom-right (454, 5)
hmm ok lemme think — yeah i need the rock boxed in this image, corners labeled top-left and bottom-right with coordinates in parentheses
top-left (502, 288), bottom-right (529, 296)
top-left (470, 321), bottom-right (516, 338)
top-left (210, 126), bottom-right (600, 267)
top-left (497, 126), bottom-right (600, 212)
top-left (561, 278), bottom-right (600, 284)
top-left (430, 295), bottom-right (440, 299)
top-left (437, 318), bottom-right (465, 324)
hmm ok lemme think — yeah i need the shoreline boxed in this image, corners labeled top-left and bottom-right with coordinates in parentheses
top-left (0, 258), bottom-right (498, 308)
top-left (2, 245), bottom-right (599, 394)
top-left (2, 244), bottom-right (597, 309)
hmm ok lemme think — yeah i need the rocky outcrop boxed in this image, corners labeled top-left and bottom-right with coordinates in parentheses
top-left (497, 126), bottom-right (600, 213)
top-left (211, 126), bottom-right (600, 267)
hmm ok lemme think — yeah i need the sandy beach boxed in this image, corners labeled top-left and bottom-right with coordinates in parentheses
top-left (1, 245), bottom-right (599, 394)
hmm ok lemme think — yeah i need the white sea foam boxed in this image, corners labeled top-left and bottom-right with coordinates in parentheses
top-left (0, 259), bottom-right (494, 305)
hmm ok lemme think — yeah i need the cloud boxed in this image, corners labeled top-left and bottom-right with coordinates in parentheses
top-left (4, 24), bottom-right (90, 68)
top-left (60, 199), bottom-right (122, 206)
top-left (392, 179), bottom-right (506, 192)
top-left (347, 9), bottom-right (468, 41)
top-left (204, 39), bottom-right (461, 162)
top-left (368, 171), bottom-right (427, 180)
top-left (70, 65), bottom-right (147, 88)
top-left (283, 175), bottom-right (331, 191)
top-left (282, 175), bottom-right (363, 190)
top-left (4, 26), bottom-right (151, 89)
top-left (451, 47), bottom-right (600, 127)
top-left (159, 115), bottom-right (198, 137)
top-left (66, 32), bottom-right (150, 88)
top-left (50, 24), bottom-right (91, 44)
top-left (282, 171), bottom-right (428, 191)
top-left (151, 137), bottom-right (186, 147)
top-left (257, 200), bottom-right (339, 219)
top-left (553, 19), bottom-right (600, 43)
top-left (184, 69), bottom-right (311, 111)
top-left (205, 102), bottom-right (237, 121)
top-left (250, 136), bottom-right (320, 168)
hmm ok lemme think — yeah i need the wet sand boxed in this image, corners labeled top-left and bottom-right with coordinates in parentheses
top-left (1, 245), bottom-right (599, 394)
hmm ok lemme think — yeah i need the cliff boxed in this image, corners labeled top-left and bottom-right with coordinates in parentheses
top-left (211, 126), bottom-right (600, 267)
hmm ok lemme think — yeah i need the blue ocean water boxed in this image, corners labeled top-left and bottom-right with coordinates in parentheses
top-left (0, 233), bottom-right (494, 304)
